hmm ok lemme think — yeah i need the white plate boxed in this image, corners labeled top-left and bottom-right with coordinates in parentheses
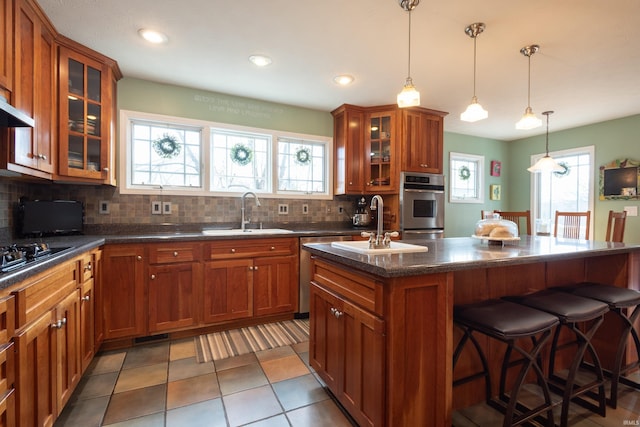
top-left (471, 234), bottom-right (521, 242)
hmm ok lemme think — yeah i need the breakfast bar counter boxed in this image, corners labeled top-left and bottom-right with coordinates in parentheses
top-left (302, 236), bottom-right (640, 427)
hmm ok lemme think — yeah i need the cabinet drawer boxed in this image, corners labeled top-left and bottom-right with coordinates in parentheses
top-left (205, 238), bottom-right (298, 259)
top-left (0, 296), bottom-right (14, 344)
top-left (0, 342), bottom-right (14, 398)
top-left (148, 243), bottom-right (200, 264)
top-left (11, 261), bottom-right (78, 328)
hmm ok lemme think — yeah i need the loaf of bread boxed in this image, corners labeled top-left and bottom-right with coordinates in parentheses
top-left (489, 226), bottom-right (514, 238)
top-left (476, 223), bottom-right (498, 236)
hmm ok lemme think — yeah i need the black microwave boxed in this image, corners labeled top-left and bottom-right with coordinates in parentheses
top-left (17, 199), bottom-right (84, 237)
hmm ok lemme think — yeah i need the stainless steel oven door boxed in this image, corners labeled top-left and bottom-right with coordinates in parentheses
top-left (400, 188), bottom-right (445, 231)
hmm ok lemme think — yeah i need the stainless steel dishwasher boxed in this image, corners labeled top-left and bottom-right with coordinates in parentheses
top-left (298, 235), bottom-right (352, 315)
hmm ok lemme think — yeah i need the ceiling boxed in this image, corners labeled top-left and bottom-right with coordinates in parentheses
top-left (38, 0), bottom-right (640, 141)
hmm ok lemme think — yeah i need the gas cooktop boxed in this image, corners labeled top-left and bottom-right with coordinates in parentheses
top-left (0, 243), bottom-right (68, 273)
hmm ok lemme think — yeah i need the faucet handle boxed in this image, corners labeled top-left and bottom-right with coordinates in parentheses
top-left (360, 231), bottom-right (373, 238)
top-left (385, 231), bottom-right (399, 239)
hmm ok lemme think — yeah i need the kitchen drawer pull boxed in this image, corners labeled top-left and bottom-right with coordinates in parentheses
top-left (173, 251), bottom-right (178, 257)
top-left (137, 256), bottom-right (143, 261)
top-left (150, 274), bottom-right (156, 280)
top-left (84, 263), bottom-right (92, 271)
top-left (231, 249), bottom-right (236, 253)
top-left (330, 307), bottom-right (343, 318)
top-left (82, 295), bottom-right (90, 302)
top-left (270, 246), bottom-right (275, 251)
top-left (51, 317), bottom-right (67, 329)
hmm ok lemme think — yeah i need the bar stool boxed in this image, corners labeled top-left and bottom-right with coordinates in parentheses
top-left (560, 283), bottom-right (640, 408)
top-left (453, 299), bottom-right (559, 426)
top-left (505, 290), bottom-right (610, 427)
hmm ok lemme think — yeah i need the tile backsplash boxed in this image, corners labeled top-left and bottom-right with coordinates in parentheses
top-left (0, 181), bottom-right (360, 238)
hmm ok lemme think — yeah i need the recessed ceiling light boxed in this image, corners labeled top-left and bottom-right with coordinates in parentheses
top-left (138, 28), bottom-right (169, 44)
top-left (333, 74), bottom-right (354, 86)
top-left (249, 55), bottom-right (272, 67)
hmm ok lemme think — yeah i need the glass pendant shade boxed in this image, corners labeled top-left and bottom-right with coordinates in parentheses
top-left (516, 106), bottom-right (542, 130)
top-left (460, 96), bottom-right (488, 122)
top-left (527, 155), bottom-right (563, 173)
top-left (397, 78), bottom-right (420, 108)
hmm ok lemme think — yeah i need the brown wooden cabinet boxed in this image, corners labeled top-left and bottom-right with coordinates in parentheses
top-left (53, 289), bottom-right (81, 414)
top-left (102, 244), bottom-right (146, 340)
top-left (0, 296), bottom-right (15, 427)
top-left (10, 0), bottom-right (56, 177)
top-left (56, 37), bottom-right (120, 185)
top-left (78, 252), bottom-right (98, 373)
top-left (401, 107), bottom-right (446, 174)
top-left (147, 242), bottom-right (201, 333)
top-left (0, 0), bottom-right (12, 96)
top-left (202, 258), bottom-right (254, 323)
top-left (332, 103), bottom-right (447, 195)
top-left (254, 254), bottom-right (298, 316)
top-left (310, 260), bottom-right (385, 427)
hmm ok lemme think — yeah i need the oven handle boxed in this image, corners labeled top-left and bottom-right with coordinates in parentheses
top-left (403, 187), bottom-right (445, 193)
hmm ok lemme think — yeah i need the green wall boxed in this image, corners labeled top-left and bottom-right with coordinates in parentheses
top-left (118, 78), bottom-right (333, 137)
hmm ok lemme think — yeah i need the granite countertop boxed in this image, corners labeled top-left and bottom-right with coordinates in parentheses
top-left (302, 236), bottom-right (640, 278)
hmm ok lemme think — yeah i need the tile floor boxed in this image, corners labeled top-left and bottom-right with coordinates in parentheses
top-left (54, 336), bottom-right (640, 427)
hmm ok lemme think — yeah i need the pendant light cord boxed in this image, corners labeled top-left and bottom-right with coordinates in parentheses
top-left (527, 54), bottom-right (532, 109)
top-left (472, 35), bottom-right (477, 97)
top-left (407, 10), bottom-right (412, 79)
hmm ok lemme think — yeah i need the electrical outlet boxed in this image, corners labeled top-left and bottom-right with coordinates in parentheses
top-left (338, 206), bottom-right (344, 214)
top-left (278, 204), bottom-right (289, 215)
top-left (326, 207), bottom-right (331, 213)
top-left (302, 204), bottom-right (309, 214)
top-left (163, 202), bottom-right (172, 215)
top-left (624, 206), bottom-right (638, 216)
top-left (99, 201), bottom-right (110, 214)
top-left (151, 201), bottom-right (162, 215)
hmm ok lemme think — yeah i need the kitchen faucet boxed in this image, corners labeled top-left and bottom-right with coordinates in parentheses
top-left (364, 195), bottom-right (399, 249)
top-left (240, 191), bottom-right (261, 231)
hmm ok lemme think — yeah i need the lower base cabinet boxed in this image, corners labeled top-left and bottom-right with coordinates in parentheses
top-left (310, 279), bottom-right (385, 427)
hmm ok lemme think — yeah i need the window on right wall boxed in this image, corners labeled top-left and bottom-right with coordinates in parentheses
top-left (450, 152), bottom-right (484, 203)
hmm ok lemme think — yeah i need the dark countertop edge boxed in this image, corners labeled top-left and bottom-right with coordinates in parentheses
top-left (302, 238), bottom-right (640, 278)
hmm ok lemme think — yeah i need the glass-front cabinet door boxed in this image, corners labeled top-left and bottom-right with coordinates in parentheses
top-left (58, 46), bottom-right (113, 182)
top-left (365, 110), bottom-right (396, 192)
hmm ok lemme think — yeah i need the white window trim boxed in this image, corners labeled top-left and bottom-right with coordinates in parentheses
top-left (449, 152), bottom-right (485, 204)
top-left (119, 109), bottom-right (333, 199)
top-left (529, 145), bottom-right (595, 237)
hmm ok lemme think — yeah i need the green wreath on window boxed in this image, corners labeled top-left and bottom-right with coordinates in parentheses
top-left (294, 147), bottom-right (311, 166)
top-left (459, 165), bottom-right (471, 180)
top-left (553, 162), bottom-right (570, 177)
top-left (153, 134), bottom-right (181, 159)
top-left (230, 143), bottom-right (253, 166)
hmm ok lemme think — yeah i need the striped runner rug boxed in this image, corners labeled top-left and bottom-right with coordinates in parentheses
top-left (194, 319), bottom-right (309, 363)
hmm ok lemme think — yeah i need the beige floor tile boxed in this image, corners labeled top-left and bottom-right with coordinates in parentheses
top-left (255, 345), bottom-right (296, 362)
top-left (70, 372), bottom-right (119, 402)
top-left (272, 373), bottom-right (329, 411)
top-left (260, 354), bottom-right (310, 383)
top-left (102, 384), bottom-right (166, 425)
top-left (245, 414), bottom-right (290, 427)
top-left (168, 356), bottom-right (215, 382)
top-left (291, 341), bottom-right (308, 354)
top-left (169, 338), bottom-right (196, 361)
top-left (286, 398), bottom-right (353, 427)
top-left (102, 412), bottom-right (165, 427)
top-left (85, 351), bottom-right (126, 376)
top-left (114, 363), bottom-right (168, 393)
top-left (217, 362), bottom-right (268, 395)
top-left (54, 395), bottom-right (110, 427)
top-left (167, 372), bottom-right (221, 410)
top-left (122, 342), bottom-right (170, 369)
top-left (214, 351), bottom-right (258, 372)
top-left (223, 385), bottom-right (282, 426)
top-left (165, 398), bottom-right (227, 427)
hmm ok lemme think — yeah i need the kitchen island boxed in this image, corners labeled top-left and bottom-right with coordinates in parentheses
top-left (302, 236), bottom-right (640, 427)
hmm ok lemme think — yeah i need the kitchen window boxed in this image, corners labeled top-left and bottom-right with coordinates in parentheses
top-left (449, 152), bottom-right (484, 203)
top-left (120, 110), bottom-right (331, 198)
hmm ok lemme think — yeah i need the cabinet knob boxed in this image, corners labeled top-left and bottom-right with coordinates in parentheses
top-left (270, 246), bottom-right (275, 251)
top-left (150, 274), bottom-right (156, 280)
top-left (330, 307), bottom-right (343, 318)
top-left (103, 167), bottom-right (109, 172)
top-left (84, 263), bottom-right (92, 271)
top-left (420, 163), bottom-right (429, 168)
top-left (137, 256), bottom-right (143, 261)
top-left (173, 251), bottom-right (178, 257)
top-left (51, 317), bottom-right (67, 329)
top-left (231, 249), bottom-right (236, 253)
top-left (82, 295), bottom-right (90, 302)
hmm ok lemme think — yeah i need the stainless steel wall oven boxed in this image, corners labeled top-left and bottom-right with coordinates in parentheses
top-left (400, 172), bottom-right (445, 238)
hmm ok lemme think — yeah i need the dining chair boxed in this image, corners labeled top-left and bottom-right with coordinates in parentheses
top-left (494, 210), bottom-right (532, 235)
top-left (554, 211), bottom-right (591, 239)
top-left (605, 210), bottom-right (627, 243)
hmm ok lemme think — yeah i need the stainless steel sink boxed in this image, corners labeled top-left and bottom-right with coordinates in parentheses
top-left (202, 228), bottom-right (293, 236)
top-left (330, 240), bottom-right (428, 254)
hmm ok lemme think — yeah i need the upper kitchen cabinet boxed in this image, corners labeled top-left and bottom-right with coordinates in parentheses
top-left (56, 36), bottom-right (121, 185)
top-left (8, 0), bottom-right (56, 178)
top-left (400, 107), bottom-right (447, 174)
top-left (332, 103), bottom-right (447, 195)
top-left (332, 104), bottom-right (365, 195)
top-left (0, 0), bottom-right (12, 97)
top-left (365, 107), bottom-right (397, 193)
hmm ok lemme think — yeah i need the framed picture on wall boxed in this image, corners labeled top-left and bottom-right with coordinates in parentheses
top-left (490, 184), bottom-right (501, 200)
top-left (490, 160), bottom-right (501, 177)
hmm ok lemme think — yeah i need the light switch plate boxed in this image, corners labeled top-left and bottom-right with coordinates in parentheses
top-left (151, 201), bottom-right (162, 215)
top-left (278, 204), bottom-right (289, 215)
top-left (99, 201), bottom-right (110, 214)
top-left (624, 206), bottom-right (638, 216)
top-left (163, 202), bottom-right (172, 215)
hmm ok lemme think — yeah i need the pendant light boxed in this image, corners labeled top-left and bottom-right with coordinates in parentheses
top-left (397, 0), bottom-right (420, 108)
top-left (515, 45), bottom-right (542, 130)
top-left (460, 22), bottom-right (488, 122)
top-left (527, 111), bottom-right (563, 173)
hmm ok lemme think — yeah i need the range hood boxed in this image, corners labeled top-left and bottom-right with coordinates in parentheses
top-left (0, 96), bottom-right (34, 128)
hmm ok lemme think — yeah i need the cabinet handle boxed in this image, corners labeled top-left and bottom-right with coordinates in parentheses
top-left (84, 263), bottom-right (92, 271)
top-left (103, 167), bottom-right (109, 172)
top-left (173, 251), bottom-right (178, 257)
top-left (150, 274), bottom-right (156, 280)
top-left (51, 317), bottom-right (67, 329)
top-left (270, 246), bottom-right (275, 251)
top-left (231, 249), bottom-right (236, 253)
top-left (420, 163), bottom-right (429, 168)
top-left (330, 307), bottom-right (343, 318)
top-left (82, 295), bottom-right (90, 302)
top-left (137, 256), bottom-right (143, 261)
